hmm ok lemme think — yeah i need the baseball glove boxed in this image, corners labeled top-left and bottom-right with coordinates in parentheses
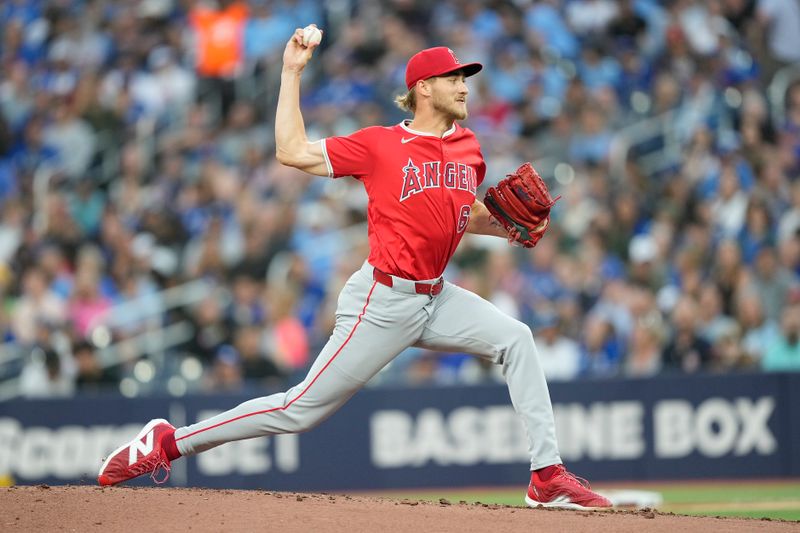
top-left (483, 162), bottom-right (560, 248)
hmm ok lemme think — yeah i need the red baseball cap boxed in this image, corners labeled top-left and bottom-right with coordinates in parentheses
top-left (405, 47), bottom-right (483, 90)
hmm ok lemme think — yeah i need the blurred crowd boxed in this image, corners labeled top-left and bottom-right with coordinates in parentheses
top-left (1, 0), bottom-right (800, 399)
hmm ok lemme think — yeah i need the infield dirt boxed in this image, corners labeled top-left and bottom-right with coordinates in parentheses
top-left (2, 485), bottom-right (798, 532)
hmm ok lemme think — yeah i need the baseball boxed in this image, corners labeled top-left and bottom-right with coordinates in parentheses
top-left (302, 25), bottom-right (322, 47)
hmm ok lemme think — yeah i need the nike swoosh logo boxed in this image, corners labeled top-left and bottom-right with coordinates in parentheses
top-left (401, 136), bottom-right (418, 144)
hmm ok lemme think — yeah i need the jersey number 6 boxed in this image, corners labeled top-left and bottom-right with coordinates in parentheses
top-left (457, 204), bottom-right (471, 233)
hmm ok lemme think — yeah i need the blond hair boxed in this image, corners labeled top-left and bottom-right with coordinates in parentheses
top-left (394, 88), bottom-right (417, 112)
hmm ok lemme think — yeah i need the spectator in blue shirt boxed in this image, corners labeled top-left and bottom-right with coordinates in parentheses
top-left (762, 303), bottom-right (800, 371)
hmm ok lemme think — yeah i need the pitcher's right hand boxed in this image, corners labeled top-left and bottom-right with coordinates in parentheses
top-left (282, 25), bottom-right (322, 73)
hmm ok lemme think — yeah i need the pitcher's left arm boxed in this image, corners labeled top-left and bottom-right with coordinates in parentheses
top-left (465, 200), bottom-right (510, 238)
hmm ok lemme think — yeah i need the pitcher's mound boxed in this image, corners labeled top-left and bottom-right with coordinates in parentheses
top-left (2, 485), bottom-right (796, 533)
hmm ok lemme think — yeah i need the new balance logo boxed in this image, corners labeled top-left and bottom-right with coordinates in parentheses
top-left (401, 136), bottom-right (418, 144)
top-left (129, 429), bottom-right (155, 465)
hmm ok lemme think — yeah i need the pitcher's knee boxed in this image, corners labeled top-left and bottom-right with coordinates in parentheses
top-left (272, 397), bottom-right (341, 433)
top-left (278, 408), bottom-right (325, 433)
top-left (490, 318), bottom-right (535, 362)
top-left (500, 318), bottom-right (534, 346)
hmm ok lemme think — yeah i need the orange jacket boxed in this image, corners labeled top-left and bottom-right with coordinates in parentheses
top-left (189, 2), bottom-right (249, 77)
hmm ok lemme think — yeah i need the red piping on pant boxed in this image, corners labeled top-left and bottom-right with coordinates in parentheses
top-left (176, 281), bottom-right (378, 442)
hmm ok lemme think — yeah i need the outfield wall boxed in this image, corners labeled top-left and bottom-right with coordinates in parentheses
top-left (1, 372), bottom-right (798, 490)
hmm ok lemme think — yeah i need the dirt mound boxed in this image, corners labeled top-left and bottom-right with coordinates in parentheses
top-left (2, 485), bottom-right (796, 533)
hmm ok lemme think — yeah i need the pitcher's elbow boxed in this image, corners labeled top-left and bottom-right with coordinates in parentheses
top-left (275, 147), bottom-right (295, 166)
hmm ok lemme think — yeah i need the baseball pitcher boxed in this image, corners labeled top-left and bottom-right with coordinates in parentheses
top-left (98, 24), bottom-right (611, 510)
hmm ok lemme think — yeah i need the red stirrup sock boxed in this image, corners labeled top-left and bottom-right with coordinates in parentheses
top-left (534, 464), bottom-right (561, 481)
top-left (161, 430), bottom-right (181, 461)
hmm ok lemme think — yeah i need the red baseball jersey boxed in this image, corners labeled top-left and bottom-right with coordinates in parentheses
top-left (322, 121), bottom-right (486, 280)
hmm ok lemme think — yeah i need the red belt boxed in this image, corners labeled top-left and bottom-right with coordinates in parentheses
top-left (372, 268), bottom-right (444, 297)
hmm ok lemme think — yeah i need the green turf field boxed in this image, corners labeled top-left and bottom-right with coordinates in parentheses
top-left (379, 481), bottom-right (800, 521)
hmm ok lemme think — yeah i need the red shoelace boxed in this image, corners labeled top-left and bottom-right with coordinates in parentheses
top-left (126, 453), bottom-right (171, 484)
top-left (552, 465), bottom-right (591, 490)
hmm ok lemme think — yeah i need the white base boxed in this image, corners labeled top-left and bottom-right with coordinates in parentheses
top-left (599, 490), bottom-right (664, 508)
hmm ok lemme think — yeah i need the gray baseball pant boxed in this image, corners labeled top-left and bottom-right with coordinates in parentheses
top-left (174, 262), bottom-right (562, 470)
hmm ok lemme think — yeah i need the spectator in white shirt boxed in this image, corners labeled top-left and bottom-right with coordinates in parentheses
top-left (534, 313), bottom-right (582, 381)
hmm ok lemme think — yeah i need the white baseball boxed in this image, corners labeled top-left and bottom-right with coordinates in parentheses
top-left (302, 25), bottom-right (322, 47)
